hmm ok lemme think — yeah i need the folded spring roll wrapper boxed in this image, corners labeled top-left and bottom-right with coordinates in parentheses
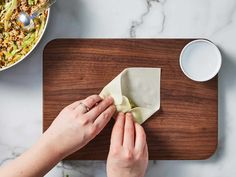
top-left (99, 68), bottom-right (161, 124)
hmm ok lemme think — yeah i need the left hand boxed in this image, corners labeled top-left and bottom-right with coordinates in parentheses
top-left (43, 95), bottom-right (116, 158)
top-left (0, 95), bottom-right (116, 177)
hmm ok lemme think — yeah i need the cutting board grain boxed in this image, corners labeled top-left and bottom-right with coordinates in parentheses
top-left (43, 39), bottom-right (218, 160)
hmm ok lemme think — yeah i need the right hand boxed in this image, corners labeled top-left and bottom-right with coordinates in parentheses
top-left (107, 112), bottom-right (148, 177)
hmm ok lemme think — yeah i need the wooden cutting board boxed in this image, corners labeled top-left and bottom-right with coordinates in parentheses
top-left (43, 39), bottom-right (218, 160)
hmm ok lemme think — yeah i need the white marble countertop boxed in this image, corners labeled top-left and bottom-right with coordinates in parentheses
top-left (1, 0), bottom-right (236, 176)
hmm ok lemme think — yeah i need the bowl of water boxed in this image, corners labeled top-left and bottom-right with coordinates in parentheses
top-left (179, 39), bottom-right (222, 82)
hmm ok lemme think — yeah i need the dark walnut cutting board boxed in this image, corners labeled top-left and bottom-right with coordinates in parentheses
top-left (43, 39), bottom-right (218, 160)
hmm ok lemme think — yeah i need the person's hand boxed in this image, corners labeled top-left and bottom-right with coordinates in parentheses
top-left (107, 112), bottom-right (148, 177)
top-left (0, 95), bottom-right (116, 177)
top-left (43, 95), bottom-right (116, 158)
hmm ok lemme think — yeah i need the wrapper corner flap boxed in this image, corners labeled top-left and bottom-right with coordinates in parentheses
top-left (99, 67), bottom-right (161, 124)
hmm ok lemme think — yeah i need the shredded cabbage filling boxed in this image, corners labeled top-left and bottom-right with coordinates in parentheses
top-left (0, 0), bottom-right (47, 68)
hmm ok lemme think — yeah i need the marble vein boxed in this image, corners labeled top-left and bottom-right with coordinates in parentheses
top-left (211, 1), bottom-right (236, 37)
top-left (129, 0), bottom-right (166, 37)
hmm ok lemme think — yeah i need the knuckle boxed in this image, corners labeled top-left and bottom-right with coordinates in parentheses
top-left (90, 95), bottom-right (100, 102)
top-left (80, 117), bottom-right (90, 126)
top-left (135, 151), bottom-right (143, 159)
top-left (124, 149), bottom-right (134, 161)
top-left (105, 97), bottom-right (113, 104)
top-left (87, 97), bottom-right (96, 104)
top-left (102, 112), bottom-right (110, 119)
top-left (110, 147), bottom-right (120, 156)
top-left (94, 105), bottom-right (103, 113)
top-left (87, 126), bottom-right (97, 137)
top-left (92, 123), bottom-right (100, 132)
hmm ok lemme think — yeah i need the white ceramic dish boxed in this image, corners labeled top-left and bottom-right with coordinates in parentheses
top-left (179, 39), bottom-right (222, 82)
top-left (0, 9), bottom-right (50, 72)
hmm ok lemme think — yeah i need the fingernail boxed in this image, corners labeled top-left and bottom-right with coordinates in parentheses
top-left (126, 112), bottom-right (132, 116)
top-left (111, 105), bottom-right (116, 110)
top-left (108, 96), bottom-right (114, 103)
top-left (126, 113), bottom-right (135, 121)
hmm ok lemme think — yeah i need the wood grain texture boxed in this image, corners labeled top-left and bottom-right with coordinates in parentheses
top-left (43, 39), bottom-right (218, 160)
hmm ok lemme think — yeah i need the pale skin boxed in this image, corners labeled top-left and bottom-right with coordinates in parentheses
top-left (107, 112), bottom-right (148, 177)
top-left (0, 95), bottom-right (148, 177)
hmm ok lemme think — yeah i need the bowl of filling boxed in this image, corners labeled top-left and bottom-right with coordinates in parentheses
top-left (0, 0), bottom-right (50, 71)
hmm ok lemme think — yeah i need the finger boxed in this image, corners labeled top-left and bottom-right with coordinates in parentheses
top-left (123, 113), bottom-right (135, 149)
top-left (134, 122), bottom-right (147, 152)
top-left (85, 97), bottom-right (114, 122)
top-left (74, 95), bottom-right (102, 114)
top-left (67, 100), bottom-right (83, 110)
top-left (93, 105), bottom-right (116, 132)
top-left (112, 111), bottom-right (119, 120)
top-left (110, 112), bottom-right (125, 147)
top-left (144, 143), bottom-right (149, 156)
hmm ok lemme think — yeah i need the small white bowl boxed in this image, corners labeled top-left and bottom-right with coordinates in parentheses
top-left (0, 9), bottom-right (50, 72)
top-left (179, 39), bottom-right (222, 82)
